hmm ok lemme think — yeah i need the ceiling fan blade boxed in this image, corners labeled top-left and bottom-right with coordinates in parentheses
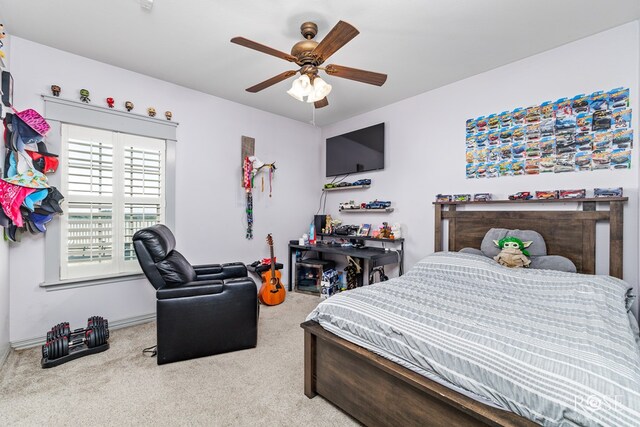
top-left (246, 70), bottom-right (297, 93)
top-left (314, 97), bottom-right (329, 109)
top-left (311, 21), bottom-right (359, 63)
top-left (324, 64), bottom-right (387, 86)
top-left (231, 37), bottom-right (297, 62)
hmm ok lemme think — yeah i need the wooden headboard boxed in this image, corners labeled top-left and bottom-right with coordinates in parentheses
top-left (434, 198), bottom-right (627, 279)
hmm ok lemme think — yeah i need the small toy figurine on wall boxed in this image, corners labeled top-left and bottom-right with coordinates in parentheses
top-left (125, 101), bottom-right (134, 112)
top-left (106, 97), bottom-right (115, 108)
top-left (79, 89), bottom-right (90, 103)
top-left (165, 111), bottom-right (172, 121)
top-left (50, 85), bottom-right (61, 97)
top-left (147, 107), bottom-right (156, 117)
top-left (493, 237), bottom-right (532, 268)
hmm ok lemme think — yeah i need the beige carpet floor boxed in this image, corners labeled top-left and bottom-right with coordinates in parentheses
top-left (0, 293), bottom-right (358, 426)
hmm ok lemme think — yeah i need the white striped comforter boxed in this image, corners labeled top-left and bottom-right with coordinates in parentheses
top-left (306, 252), bottom-right (640, 427)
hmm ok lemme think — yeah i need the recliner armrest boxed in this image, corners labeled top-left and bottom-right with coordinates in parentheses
top-left (223, 277), bottom-right (258, 293)
top-left (157, 279), bottom-right (224, 300)
top-left (193, 264), bottom-right (223, 275)
top-left (194, 262), bottom-right (248, 280)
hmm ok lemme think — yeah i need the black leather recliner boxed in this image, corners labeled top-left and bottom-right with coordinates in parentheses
top-left (133, 224), bottom-right (258, 365)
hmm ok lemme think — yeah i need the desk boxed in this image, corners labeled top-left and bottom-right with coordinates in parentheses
top-left (287, 240), bottom-right (404, 292)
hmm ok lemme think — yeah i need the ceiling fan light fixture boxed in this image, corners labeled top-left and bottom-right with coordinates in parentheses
top-left (287, 74), bottom-right (313, 101)
top-left (307, 77), bottom-right (332, 103)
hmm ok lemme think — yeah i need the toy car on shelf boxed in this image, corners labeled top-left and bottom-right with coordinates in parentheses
top-left (323, 183), bottom-right (336, 189)
top-left (555, 116), bottom-right (576, 130)
top-left (572, 99), bottom-right (589, 113)
top-left (365, 200), bottom-right (392, 209)
top-left (453, 194), bottom-right (471, 202)
top-left (339, 201), bottom-right (360, 210)
top-left (559, 189), bottom-right (586, 199)
top-left (473, 193), bottom-right (492, 201)
top-left (611, 152), bottom-right (629, 166)
top-left (594, 187), bottom-right (623, 198)
top-left (590, 99), bottom-right (608, 111)
top-left (436, 194), bottom-right (452, 202)
top-left (592, 113), bottom-right (612, 131)
top-left (336, 182), bottom-right (352, 187)
top-left (508, 192), bottom-right (533, 200)
top-left (351, 179), bottom-right (371, 186)
top-left (535, 190), bottom-right (559, 200)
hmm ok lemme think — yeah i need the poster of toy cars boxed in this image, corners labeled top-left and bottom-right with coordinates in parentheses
top-left (465, 87), bottom-right (632, 178)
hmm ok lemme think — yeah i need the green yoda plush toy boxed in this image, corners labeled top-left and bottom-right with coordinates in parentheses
top-left (493, 236), bottom-right (532, 268)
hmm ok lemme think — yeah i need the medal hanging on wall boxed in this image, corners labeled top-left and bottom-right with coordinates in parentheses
top-left (243, 156), bottom-right (254, 240)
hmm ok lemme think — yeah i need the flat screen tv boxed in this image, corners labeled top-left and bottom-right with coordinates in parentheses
top-left (326, 123), bottom-right (385, 177)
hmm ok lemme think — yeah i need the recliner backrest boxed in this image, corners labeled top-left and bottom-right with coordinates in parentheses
top-left (133, 224), bottom-right (197, 289)
top-left (134, 224), bottom-right (176, 262)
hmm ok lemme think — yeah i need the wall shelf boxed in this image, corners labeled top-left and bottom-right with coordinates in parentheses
top-left (323, 184), bottom-right (370, 191)
top-left (340, 208), bottom-right (394, 213)
top-left (433, 197), bottom-right (628, 205)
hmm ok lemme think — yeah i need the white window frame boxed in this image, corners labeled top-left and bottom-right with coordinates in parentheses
top-left (40, 96), bottom-right (177, 290)
top-left (59, 125), bottom-right (166, 280)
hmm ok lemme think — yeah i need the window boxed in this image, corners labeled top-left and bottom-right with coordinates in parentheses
top-left (60, 125), bottom-right (165, 280)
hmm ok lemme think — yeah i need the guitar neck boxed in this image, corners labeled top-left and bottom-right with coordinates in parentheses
top-left (270, 242), bottom-right (276, 276)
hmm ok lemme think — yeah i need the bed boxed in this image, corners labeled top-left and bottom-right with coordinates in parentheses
top-left (301, 198), bottom-right (639, 426)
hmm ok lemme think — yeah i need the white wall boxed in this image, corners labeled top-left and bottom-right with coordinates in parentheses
top-left (0, 24), bottom-right (11, 361)
top-left (322, 22), bottom-right (640, 314)
top-left (0, 208), bottom-right (9, 361)
top-left (8, 37), bottom-right (321, 343)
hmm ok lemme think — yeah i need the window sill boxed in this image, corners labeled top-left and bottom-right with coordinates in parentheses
top-left (40, 273), bottom-right (146, 291)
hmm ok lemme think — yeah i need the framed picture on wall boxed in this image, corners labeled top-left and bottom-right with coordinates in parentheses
top-left (357, 224), bottom-right (371, 237)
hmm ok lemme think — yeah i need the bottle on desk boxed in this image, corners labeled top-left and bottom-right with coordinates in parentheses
top-left (309, 222), bottom-right (316, 245)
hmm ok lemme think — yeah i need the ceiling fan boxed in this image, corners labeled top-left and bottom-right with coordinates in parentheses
top-left (231, 21), bottom-right (387, 109)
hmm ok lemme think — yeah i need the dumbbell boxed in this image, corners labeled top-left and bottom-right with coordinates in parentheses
top-left (42, 325), bottom-right (109, 360)
top-left (47, 317), bottom-right (108, 342)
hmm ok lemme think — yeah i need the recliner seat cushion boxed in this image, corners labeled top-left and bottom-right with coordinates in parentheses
top-left (132, 224), bottom-right (176, 263)
top-left (156, 250), bottom-right (197, 286)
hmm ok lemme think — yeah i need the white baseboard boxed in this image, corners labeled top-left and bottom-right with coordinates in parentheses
top-left (10, 313), bottom-right (156, 350)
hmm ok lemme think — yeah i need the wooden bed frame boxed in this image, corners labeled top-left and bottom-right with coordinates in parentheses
top-left (301, 198), bottom-right (627, 426)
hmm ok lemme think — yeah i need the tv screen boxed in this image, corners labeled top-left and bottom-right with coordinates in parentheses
top-left (326, 123), bottom-right (385, 177)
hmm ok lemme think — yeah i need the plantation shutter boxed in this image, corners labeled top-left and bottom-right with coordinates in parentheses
top-left (122, 135), bottom-right (165, 269)
top-left (61, 125), bottom-right (165, 280)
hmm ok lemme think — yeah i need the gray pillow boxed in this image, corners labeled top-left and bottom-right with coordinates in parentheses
top-left (480, 228), bottom-right (547, 258)
top-left (461, 228), bottom-right (577, 273)
top-left (530, 255), bottom-right (577, 273)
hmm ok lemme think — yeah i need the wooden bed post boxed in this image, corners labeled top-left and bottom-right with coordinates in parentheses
top-left (434, 203), bottom-right (443, 252)
top-left (304, 329), bottom-right (317, 398)
top-left (609, 200), bottom-right (624, 279)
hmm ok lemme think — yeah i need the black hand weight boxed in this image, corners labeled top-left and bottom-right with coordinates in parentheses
top-left (46, 317), bottom-right (108, 342)
top-left (42, 325), bottom-right (109, 360)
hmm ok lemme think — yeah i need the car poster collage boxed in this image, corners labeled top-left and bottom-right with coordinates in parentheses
top-left (465, 87), bottom-right (632, 179)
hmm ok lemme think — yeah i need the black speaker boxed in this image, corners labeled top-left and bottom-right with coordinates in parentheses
top-left (314, 215), bottom-right (327, 234)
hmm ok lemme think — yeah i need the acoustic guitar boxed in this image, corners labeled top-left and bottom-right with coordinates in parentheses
top-left (258, 234), bottom-right (286, 306)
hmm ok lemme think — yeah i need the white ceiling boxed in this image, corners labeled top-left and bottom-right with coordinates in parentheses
top-left (2, 0), bottom-right (639, 126)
